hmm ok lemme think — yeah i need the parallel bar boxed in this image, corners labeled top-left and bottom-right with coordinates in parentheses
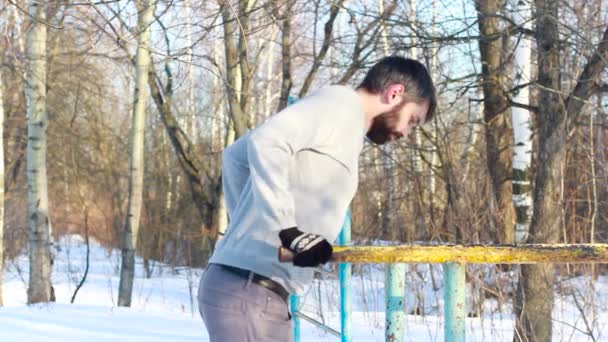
top-left (385, 264), bottom-right (405, 342)
top-left (329, 244), bottom-right (608, 264)
top-left (444, 263), bottom-right (466, 342)
top-left (291, 294), bottom-right (300, 342)
top-left (339, 210), bottom-right (352, 342)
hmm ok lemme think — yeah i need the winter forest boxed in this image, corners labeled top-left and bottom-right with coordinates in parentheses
top-left (1, 0), bottom-right (608, 341)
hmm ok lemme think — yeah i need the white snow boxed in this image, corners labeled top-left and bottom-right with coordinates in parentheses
top-left (1, 235), bottom-right (607, 341)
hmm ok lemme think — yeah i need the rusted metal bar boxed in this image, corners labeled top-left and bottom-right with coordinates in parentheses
top-left (328, 244), bottom-right (608, 264)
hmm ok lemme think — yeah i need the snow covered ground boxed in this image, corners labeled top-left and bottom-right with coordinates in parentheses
top-left (1, 235), bottom-right (607, 341)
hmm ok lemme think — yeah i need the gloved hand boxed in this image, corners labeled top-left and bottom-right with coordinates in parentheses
top-left (279, 227), bottom-right (333, 267)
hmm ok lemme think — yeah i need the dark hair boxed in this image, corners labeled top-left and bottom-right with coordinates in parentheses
top-left (357, 56), bottom-right (437, 123)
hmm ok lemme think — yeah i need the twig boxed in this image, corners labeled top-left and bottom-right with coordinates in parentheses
top-left (70, 207), bottom-right (91, 304)
top-left (570, 287), bottom-right (597, 342)
top-left (70, 0), bottom-right (121, 5)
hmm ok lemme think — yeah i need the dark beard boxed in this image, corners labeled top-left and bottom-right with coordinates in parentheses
top-left (366, 111), bottom-right (400, 145)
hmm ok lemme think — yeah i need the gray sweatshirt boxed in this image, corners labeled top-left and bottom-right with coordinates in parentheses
top-left (209, 85), bottom-right (366, 295)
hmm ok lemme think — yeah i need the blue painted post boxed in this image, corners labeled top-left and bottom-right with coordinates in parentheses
top-left (444, 263), bottom-right (466, 342)
top-left (287, 95), bottom-right (301, 342)
top-left (291, 294), bottom-right (301, 342)
top-left (385, 263), bottom-right (405, 342)
top-left (339, 210), bottom-right (352, 342)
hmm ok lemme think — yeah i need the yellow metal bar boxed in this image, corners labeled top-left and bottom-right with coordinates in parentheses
top-left (330, 244), bottom-right (608, 264)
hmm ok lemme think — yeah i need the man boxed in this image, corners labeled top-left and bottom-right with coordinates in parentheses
top-left (197, 56), bottom-right (436, 341)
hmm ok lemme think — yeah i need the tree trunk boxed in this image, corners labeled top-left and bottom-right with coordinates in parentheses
top-left (185, 0), bottom-right (196, 140)
top-left (214, 0), bottom-right (256, 239)
top-left (220, 2), bottom-right (248, 138)
top-left (213, 40), bottom-right (230, 238)
top-left (515, 1), bottom-right (608, 339)
top-left (264, 26), bottom-right (277, 120)
top-left (148, 63), bottom-right (217, 236)
top-left (277, 1), bottom-right (295, 112)
top-left (511, 1), bottom-right (533, 242)
top-left (514, 0), bottom-right (561, 339)
top-left (409, 0), bottom-right (425, 240)
top-left (215, 128), bottom-right (234, 238)
top-left (26, 0), bottom-right (53, 304)
top-left (379, 0), bottom-right (396, 238)
top-left (0, 53), bottom-right (4, 307)
top-left (118, 0), bottom-right (155, 307)
top-left (476, 0), bottom-right (516, 244)
top-left (429, 0), bottom-right (439, 202)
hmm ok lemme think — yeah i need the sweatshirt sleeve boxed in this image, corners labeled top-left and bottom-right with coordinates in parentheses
top-left (246, 91), bottom-right (336, 230)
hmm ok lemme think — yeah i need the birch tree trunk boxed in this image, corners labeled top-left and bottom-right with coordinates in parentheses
top-left (264, 27), bottom-right (277, 120)
top-left (26, 0), bottom-right (53, 304)
top-left (511, 1), bottom-right (533, 243)
top-left (215, 96), bottom-right (235, 239)
top-left (210, 32), bottom-right (222, 147)
top-left (118, 0), bottom-right (155, 307)
top-left (212, 36), bottom-right (230, 239)
top-left (215, 129), bottom-right (235, 238)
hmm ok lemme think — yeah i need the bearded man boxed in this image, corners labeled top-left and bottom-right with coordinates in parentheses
top-left (197, 56), bottom-right (437, 342)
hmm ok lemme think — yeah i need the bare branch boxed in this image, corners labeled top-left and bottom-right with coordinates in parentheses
top-left (298, 0), bottom-right (345, 98)
top-left (7, 0), bottom-right (64, 30)
top-left (566, 24), bottom-right (608, 118)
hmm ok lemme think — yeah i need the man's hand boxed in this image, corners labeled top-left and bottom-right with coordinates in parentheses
top-left (278, 227), bottom-right (333, 267)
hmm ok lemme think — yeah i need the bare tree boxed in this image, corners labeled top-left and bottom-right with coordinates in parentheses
top-left (515, 0), bottom-right (608, 339)
top-left (25, 0), bottom-right (53, 304)
top-left (118, 0), bottom-right (156, 307)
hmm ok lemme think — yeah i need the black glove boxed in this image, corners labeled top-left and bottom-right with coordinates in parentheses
top-left (279, 227), bottom-right (333, 267)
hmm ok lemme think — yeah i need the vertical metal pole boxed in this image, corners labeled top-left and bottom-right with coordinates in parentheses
top-left (287, 95), bottom-right (301, 342)
top-left (339, 210), bottom-right (352, 342)
top-left (444, 263), bottom-right (466, 342)
top-left (385, 264), bottom-right (405, 342)
top-left (291, 294), bottom-right (301, 342)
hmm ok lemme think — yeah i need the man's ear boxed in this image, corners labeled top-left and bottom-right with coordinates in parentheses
top-left (388, 84), bottom-right (405, 102)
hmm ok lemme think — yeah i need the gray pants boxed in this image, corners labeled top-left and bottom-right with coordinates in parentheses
top-left (198, 263), bottom-right (294, 342)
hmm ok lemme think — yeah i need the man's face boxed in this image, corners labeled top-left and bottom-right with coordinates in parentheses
top-left (366, 98), bottom-right (429, 145)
